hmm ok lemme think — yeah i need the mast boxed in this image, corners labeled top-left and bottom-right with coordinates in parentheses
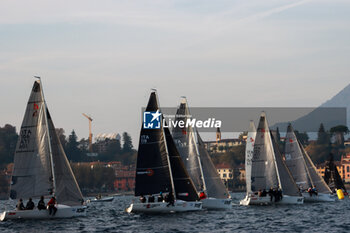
top-left (154, 89), bottom-right (176, 197)
top-left (182, 97), bottom-right (207, 193)
top-left (36, 76), bottom-right (56, 196)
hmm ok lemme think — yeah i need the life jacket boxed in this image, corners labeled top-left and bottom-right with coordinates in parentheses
top-left (199, 192), bottom-right (207, 199)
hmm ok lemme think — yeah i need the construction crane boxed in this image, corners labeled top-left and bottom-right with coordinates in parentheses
top-left (82, 113), bottom-right (93, 152)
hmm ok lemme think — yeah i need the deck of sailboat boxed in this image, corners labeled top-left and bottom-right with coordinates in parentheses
top-left (126, 200), bottom-right (202, 213)
top-left (0, 204), bottom-right (87, 221)
top-left (240, 193), bottom-right (304, 205)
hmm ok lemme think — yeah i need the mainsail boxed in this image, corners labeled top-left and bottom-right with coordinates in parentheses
top-left (10, 80), bottom-right (84, 206)
top-left (172, 99), bottom-right (204, 192)
top-left (135, 92), bottom-right (172, 196)
top-left (196, 131), bottom-right (229, 199)
top-left (245, 121), bottom-right (256, 193)
top-left (251, 112), bottom-right (279, 191)
top-left (10, 81), bottom-right (53, 199)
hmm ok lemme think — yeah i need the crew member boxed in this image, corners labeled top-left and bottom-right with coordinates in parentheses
top-left (47, 196), bottom-right (57, 216)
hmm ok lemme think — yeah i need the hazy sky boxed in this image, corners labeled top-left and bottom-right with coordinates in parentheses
top-left (1, 0), bottom-right (349, 145)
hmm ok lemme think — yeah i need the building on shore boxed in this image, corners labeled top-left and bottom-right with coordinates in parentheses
top-left (204, 128), bottom-right (245, 153)
top-left (216, 163), bottom-right (234, 181)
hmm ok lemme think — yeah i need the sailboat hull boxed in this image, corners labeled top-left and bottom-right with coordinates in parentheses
top-left (202, 198), bottom-right (232, 209)
top-left (88, 196), bottom-right (114, 203)
top-left (240, 193), bottom-right (304, 205)
top-left (302, 192), bottom-right (335, 202)
top-left (0, 204), bottom-right (87, 221)
top-left (126, 200), bottom-right (202, 213)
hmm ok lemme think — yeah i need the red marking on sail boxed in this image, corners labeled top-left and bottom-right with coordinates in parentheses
top-left (250, 137), bottom-right (254, 142)
top-left (146, 169), bottom-right (154, 176)
top-left (289, 139), bottom-right (293, 143)
top-left (182, 128), bottom-right (187, 135)
top-left (34, 103), bottom-right (39, 110)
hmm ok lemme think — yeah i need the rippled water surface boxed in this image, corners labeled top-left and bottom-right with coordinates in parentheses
top-left (1, 193), bottom-right (350, 232)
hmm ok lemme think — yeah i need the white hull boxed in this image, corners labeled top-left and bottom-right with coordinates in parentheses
top-left (126, 200), bottom-right (202, 213)
top-left (240, 193), bottom-right (304, 205)
top-left (202, 198), bottom-right (232, 210)
top-left (0, 204), bottom-right (87, 221)
top-left (88, 196), bottom-right (114, 202)
top-left (302, 192), bottom-right (335, 202)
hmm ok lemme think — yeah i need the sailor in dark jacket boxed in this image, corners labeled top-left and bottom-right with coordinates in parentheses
top-left (37, 196), bottom-right (46, 210)
top-left (26, 198), bottom-right (35, 210)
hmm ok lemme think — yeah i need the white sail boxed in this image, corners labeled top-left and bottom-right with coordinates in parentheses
top-left (251, 112), bottom-right (279, 191)
top-left (284, 124), bottom-right (331, 194)
top-left (10, 80), bottom-right (83, 206)
top-left (172, 98), bottom-right (204, 192)
top-left (10, 81), bottom-right (53, 199)
top-left (245, 121), bottom-right (256, 194)
top-left (284, 124), bottom-right (312, 190)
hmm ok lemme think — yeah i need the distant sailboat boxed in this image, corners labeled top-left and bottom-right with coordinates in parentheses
top-left (324, 154), bottom-right (347, 195)
top-left (284, 124), bottom-right (334, 202)
top-left (172, 97), bottom-right (231, 209)
top-left (240, 112), bottom-right (304, 205)
top-left (1, 79), bottom-right (86, 221)
top-left (126, 91), bottom-right (202, 213)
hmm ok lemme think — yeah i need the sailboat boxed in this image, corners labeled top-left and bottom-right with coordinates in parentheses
top-left (1, 79), bottom-right (86, 221)
top-left (239, 121), bottom-right (256, 205)
top-left (284, 124), bottom-right (334, 202)
top-left (172, 97), bottom-right (231, 209)
top-left (240, 112), bottom-right (304, 205)
top-left (324, 154), bottom-right (347, 196)
top-left (126, 91), bottom-right (202, 213)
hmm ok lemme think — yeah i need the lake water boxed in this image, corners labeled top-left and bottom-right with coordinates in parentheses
top-left (1, 193), bottom-right (350, 232)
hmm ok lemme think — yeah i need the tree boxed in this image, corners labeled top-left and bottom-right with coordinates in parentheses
top-left (276, 127), bottom-right (281, 142)
top-left (317, 123), bottom-right (330, 145)
top-left (122, 132), bottom-right (133, 153)
top-left (330, 125), bottom-right (349, 146)
top-left (55, 128), bottom-right (67, 148)
top-left (294, 130), bottom-right (309, 146)
top-left (0, 124), bottom-right (18, 166)
top-left (66, 130), bottom-right (82, 162)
